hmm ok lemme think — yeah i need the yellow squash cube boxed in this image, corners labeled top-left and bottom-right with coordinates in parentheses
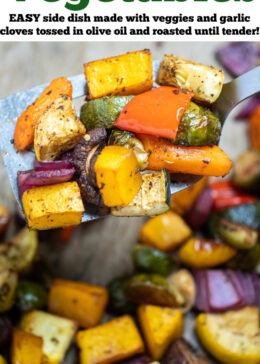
top-left (95, 146), bottom-right (142, 207)
top-left (20, 310), bottom-right (78, 364)
top-left (140, 211), bottom-right (191, 252)
top-left (11, 328), bottom-right (43, 364)
top-left (77, 315), bottom-right (144, 364)
top-left (84, 50), bottom-right (153, 99)
top-left (179, 238), bottom-right (237, 269)
top-left (138, 305), bottom-right (183, 360)
top-left (22, 182), bottom-right (84, 230)
top-left (48, 279), bottom-right (108, 328)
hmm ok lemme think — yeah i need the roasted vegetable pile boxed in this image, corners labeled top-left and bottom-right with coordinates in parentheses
top-left (13, 49), bottom-right (232, 230)
top-left (1, 151), bottom-right (260, 363)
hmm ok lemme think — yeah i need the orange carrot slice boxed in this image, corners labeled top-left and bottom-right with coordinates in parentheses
top-left (138, 134), bottom-right (232, 177)
top-left (14, 77), bottom-right (72, 152)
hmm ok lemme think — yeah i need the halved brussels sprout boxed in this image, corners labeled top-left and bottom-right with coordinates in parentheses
top-left (0, 269), bottom-right (18, 312)
top-left (175, 102), bottom-right (221, 146)
top-left (0, 228), bottom-right (38, 273)
top-left (126, 274), bottom-right (185, 307)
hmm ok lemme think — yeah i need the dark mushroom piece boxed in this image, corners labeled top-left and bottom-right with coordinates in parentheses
top-left (73, 127), bottom-right (108, 214)
top-left (163, 338), bottom-right (213, 364)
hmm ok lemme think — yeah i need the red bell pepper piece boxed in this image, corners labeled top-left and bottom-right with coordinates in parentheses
top-left (209, 180), bottom-right (256, 211)
top-left (114, 86), bottom-right (193, 140)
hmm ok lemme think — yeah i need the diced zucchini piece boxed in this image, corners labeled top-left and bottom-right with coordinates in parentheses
top-left (22, 182), bottom-right (84, 230)
top-left (84, 50), bottom-right (153, 99)
top-left (80, 96), bottom-right (133, 131)
top-left (111, 169), bottom-right (170, 217)
top-left (20, 310), bottom-right (78, 364)
top-left (0, 269), bottom-right (18, 312)
top-left (217, 218), bottom-right (258, 250)
top-left (157, 54), bottom-right (224, 103)
top-left (232, 150), bottom-right (260, 194)
top-left (207, 202), bottom-right (260, 234)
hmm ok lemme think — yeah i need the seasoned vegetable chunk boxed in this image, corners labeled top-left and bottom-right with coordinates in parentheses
top-left (138, 134), bottom-right (232, 177)
top-left (126, 274), bottom-right (185, 308)
top-left (140, 211), bottom-right (191, 252)
top-left (80, 96), bottom-right (134, 131)
top-left (22, 182), bottom-right (84, 230)
top-left (76, 315), bottom-right (144, 364)
top-left (179, 238), bottom-right (237, 268)
top-left (0, 228), bottom-right (38, 273)
top-left (175, 102), bottom-right (221, 146)
top-left (14, 77), bottom-right (73, 152)
top-left (11, 328), bottom-right (43, 364)
top-left (217, 219), bottom-right (258, 250)
top-left (34, 95), bottom-right (85, 161)
top-left (20, 310), bottom-right (77, 364)
top-left (133, 245), bottom-right (173, 276)
top-left (109, 130), bottom-right (149, 170)
top-left (0, 269), bottom-right (18, 312)
top-left (48, 279), bottom-right (108, 328)
top-left (196, 307), bottom-right (260, 364)
top-left (232, 150), bottom-right (260, 194)
top-left (111, 169), bottom-right (171, 217)
top-left (16, 280), bottom-right (48, 312)
top-left (95, 146), bottom-right (142, 207)
top-left (217, 202), bottom-right (260, 231)
top-left (84, 50), bottom-right (153, 99)
top-left (108, 277), bottom-right (136, 315)
top-left (138, 305), bottom-right (183, 360)
top-left (157, 54), bottom-right (224, 103)
top-left (168, 270), bottom-right (196, 313)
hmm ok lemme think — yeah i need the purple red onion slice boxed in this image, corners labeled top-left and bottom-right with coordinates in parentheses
top-left (185, 186), bottom-right (213, 229)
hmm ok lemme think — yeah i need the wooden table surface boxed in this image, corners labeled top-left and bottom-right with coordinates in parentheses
top-left (0, 42), bottom-right (248, 363)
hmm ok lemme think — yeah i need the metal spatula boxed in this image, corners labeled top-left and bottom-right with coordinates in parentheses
top-left (0, 61), bottom-right (259, 223)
